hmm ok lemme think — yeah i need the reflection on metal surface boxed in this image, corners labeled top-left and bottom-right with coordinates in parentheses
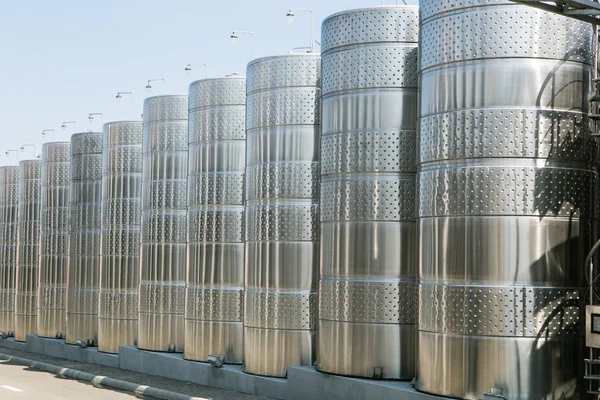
top-left (0, 166), bottom-right (20, 335)
top-left (14, 160), bottom-right (42, 341)
top-left (417, 1), bottom-right (595, 398)
top-left (139, 95), bottom-right (188, 352)
top-left (38, 142), bottom-right (71, 338)
top-left (244, 54), bottom-right (321, 377)
top-left (65, 132), bottom-right (102, 346)
top-left (98, 121), bottom-right (143, 354)
top-left (185, 77), bottom-right (246, 363)
top-left (318, 5), bottom-right (419, 380)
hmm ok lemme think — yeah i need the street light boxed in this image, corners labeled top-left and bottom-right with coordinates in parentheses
top-left (61, 121), bottom-right (76, 131)
top-left (116, 91), bottom-right (134, 120)
top-left (88, 112), bottom-right (103, 125)
top-left (230, 31), bottom-right (255, 58)
top-left (42, 128), bottom-right (56, 141)
top-left (185, 64), bottom-right (208, 78)
top-left (20, 144), bottom-right (36, 158)
top-left (5, 149), bottom-right (18, 163)
top-left (146, 78), bottom-right (167, 93)
top-left (286, 9), bottom-right (315, 52)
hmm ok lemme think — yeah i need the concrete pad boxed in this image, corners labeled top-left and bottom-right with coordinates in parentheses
top-left (287, 367), bottom-right (439, 400)
top-left (119, 346), bottom-right (287, 399)
top-left (22, 335), bottom-right (118, 368)
top-left (0, 337), bottom-right (26, 351)
top-left (2, 336), bottom-right (442, 400)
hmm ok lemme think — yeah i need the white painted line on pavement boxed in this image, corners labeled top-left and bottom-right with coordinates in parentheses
top-left (1, 385), bottom-right (23, 392)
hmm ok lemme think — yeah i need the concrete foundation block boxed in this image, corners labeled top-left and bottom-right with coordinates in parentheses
top-left (0, 337), bottom-right (27, 351)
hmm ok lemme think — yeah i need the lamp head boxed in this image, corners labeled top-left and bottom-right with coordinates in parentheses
top-left (286, 10), bottom-right (294, 24)
top-left (230, 32), bottom-right (238, 45)
top-left (88, 115), bottom-right (94, 121)
top-left (145, 84), bottom-right (152, 91)
top-left (61, 124), bottom-right (67, 130)
top-left (116, 93), bottom-right (122, 101)
top-left (19, 146), bottom-right (24, 151)
top-left (185, 65), bottom-right (192, 71)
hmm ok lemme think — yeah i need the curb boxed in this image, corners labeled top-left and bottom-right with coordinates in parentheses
top-left (0, 353), bottom-right (205, 400)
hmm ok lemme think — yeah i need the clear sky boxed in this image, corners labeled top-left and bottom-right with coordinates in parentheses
top-left (0, 0), bottom-right (418, 163)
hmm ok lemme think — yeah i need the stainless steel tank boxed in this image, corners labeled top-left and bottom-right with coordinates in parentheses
top-left (318, 5), bottom-right (419, 380)
top-left (98, 121), bottom-right (143, 354)
top-left (418, 1), bottom-right (595, 398)
top-left (38, 142), bottom-right (70, 338)
top-left (139, 95), bottom-right (188, 352)
top-left (244, 54), bottom-right (321, 377)
top-left (15, 160), bottom-right (42, 341)
top-left (0, 166), bottom-right (20, 336)
top-left (185, 77), bottom-right (246, 363)
top-left (66, 132), bottom-right (102, 346)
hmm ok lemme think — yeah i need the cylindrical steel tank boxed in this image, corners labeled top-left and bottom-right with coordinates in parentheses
top-left (139, 95), bottom-right (188, 352)
top-left (0, 166), bottom-right (20, 336)
top-left (15, 160), bottom-right (42, 341)
top-left (38, 142), bottom-right (70, 338)
top-left (66, 132), bottom-right (102, 346)
top-left (418, 1), bottom-right (595, 398)
top-left (318, 5), bottom-right (419, 380)
top-left (98, 121), bottom-right (143, 354)
top-left (185, 77), bottom-right (246, 363)
top-left (244, 54), bottom-right (321, 377)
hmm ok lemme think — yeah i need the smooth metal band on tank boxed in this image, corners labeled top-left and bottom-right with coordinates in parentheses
top-left (320, 279), bottom-right (416, 324)
top-left (419, 6), bottom-right (592, 70)
top-left (244, 291), bottom-right (317, 330)
top-left (419, 284), bottom-right (582, 337)
top-left (139, 283), bottom-right (185, 314)
top-left (185, 288), bottom-right (243, 321)
top-left (99, 292), bottom-right (138, 319)
top-left (420, 60), bottom-right (590, 117)
top-left (321, 6), bottom-right (419, 52)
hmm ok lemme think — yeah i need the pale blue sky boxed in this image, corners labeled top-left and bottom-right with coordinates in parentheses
top-left (0, 0), bottom-right (418, 163)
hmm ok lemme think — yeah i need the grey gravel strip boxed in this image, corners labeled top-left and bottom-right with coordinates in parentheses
top-left (0, 353), bottom-right (206, 400)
